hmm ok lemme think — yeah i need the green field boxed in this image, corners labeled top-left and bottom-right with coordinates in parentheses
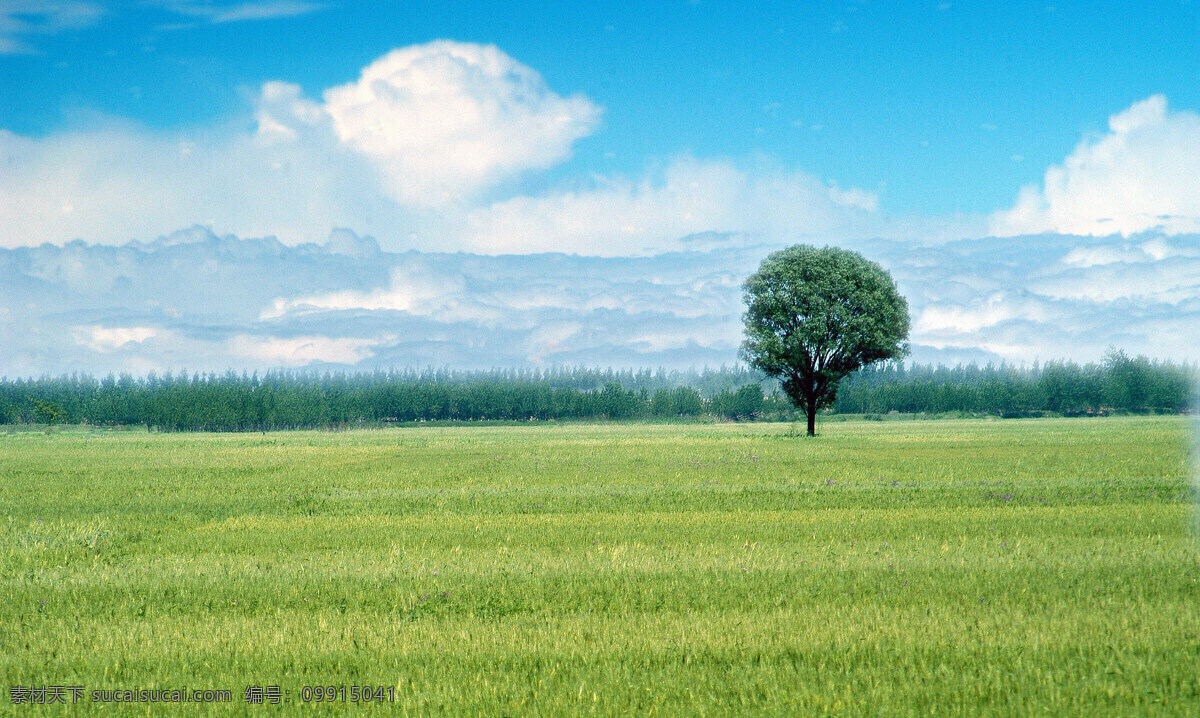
top-left (2, 417), bottom-right (1197, 715)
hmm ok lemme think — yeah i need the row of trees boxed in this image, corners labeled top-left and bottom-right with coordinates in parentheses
top-left (0, 367), bottom-right (768, 431)
top-left (833, 351), bottom-right (1194, 416)
top-left (0, 353), bottom-right (1192, 431)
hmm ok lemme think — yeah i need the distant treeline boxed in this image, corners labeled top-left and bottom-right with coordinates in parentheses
top-left (834, 351), bottom-right (1195, 417)
top-left (0, 367), bottom-right (769, 431)
top-left (0, 351), bottom-right (1194, 431)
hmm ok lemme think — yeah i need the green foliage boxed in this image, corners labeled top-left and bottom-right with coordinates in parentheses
top-left (29, 397), bottom-right (66, 425)
top-left (1, 418), bottom-right (1195, 715)
top-left (741, 245), bottom-right (909, 434)
top-left (1104, 347), bottom-right (1162, 411)
top-left (710, 383), bottom-right (764, 420)
top-left (0, 368), bottom-right (760, 431)
top-left (648, 386), bottom-right (705, 417)
top-left (835, 357), bottom-right (1196, 416)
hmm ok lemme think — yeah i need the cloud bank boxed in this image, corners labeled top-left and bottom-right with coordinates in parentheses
top-left (2, 227), bottom-right (1196, 377)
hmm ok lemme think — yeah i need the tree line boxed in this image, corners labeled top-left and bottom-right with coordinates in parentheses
top-left (833, 350), bottom-right (1194, 417)
top-left (0, 351), bottom-right (1193, 431)
top-left (0, 367), bottom-right (768, 431)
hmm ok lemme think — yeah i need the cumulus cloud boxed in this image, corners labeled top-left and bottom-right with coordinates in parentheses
top-left (992, 95), bottom-right (1200, 236)
top-left (0, 0), bottom-right (101, 53)
top-left (253, 40), bottom-right (604, 212)
top-left (320, 41), bottom-right (602, 206)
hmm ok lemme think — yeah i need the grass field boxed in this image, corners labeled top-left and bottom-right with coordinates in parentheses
top-left (1, 417), bottom-right (1197, 715)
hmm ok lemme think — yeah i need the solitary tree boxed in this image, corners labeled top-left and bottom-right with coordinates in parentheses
top-left (740, 245), bottom-right (909, 435)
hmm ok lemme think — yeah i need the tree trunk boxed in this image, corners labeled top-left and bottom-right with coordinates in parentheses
top-left (806, 395), bottom-right (817, 436)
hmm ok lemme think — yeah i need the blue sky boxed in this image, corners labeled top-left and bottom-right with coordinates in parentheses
top-left (6, 1), bottom-right (1199, 213)
top-left (2, 0), bottom-right (1199, 373)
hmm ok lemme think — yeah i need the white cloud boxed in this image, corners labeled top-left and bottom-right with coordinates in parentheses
top-left (319, 41), bottom-right (602, 206)
top-left (991, 95), bottom-right (1200, 236)
top-left (0, 1), bottom-right (101, 53)
top-left (228, 334), bottom-right (387, 366)
top-left (254, 80), bottom-right (327, 141)
top-left (261, 262), bottom-right (465, 318)
top-left (914, 291), bottom-right (1051, 334)
top-left (1060, 242), bottom-right (1152, 268)
top-left (0, 114), bottom-right (391, 247)
top-left (74, 326), bottom-right (162, 353)
top-left (456, 156), bottom-right (882, 255)
top-left (0, 117), bottom-right (882, 256)
top-left (1030, 257), bottom-right (1200, 304)
top-left (1057, 236), bottom-right (1200, 268)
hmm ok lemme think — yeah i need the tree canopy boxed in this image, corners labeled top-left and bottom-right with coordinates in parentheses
top-left (741, 245), bottom-right (909, 435)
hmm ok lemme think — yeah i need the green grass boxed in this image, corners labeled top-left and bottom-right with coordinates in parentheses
top-left (1, 417), bottom-right (1197, 715)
